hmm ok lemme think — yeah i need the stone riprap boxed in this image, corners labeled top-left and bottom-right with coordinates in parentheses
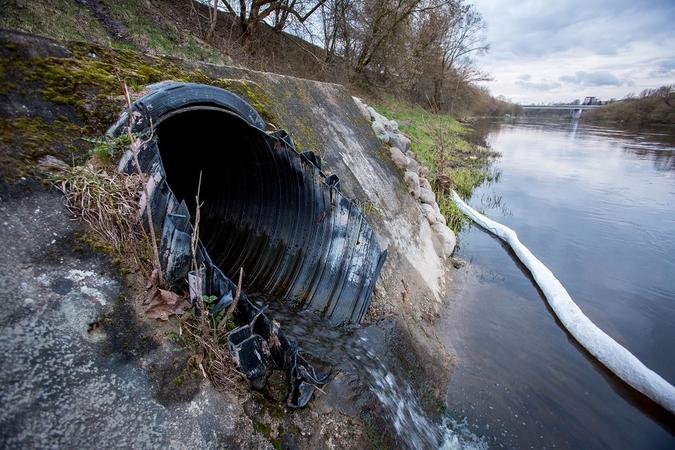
top-left (353, 96), bottom-right (457, 259)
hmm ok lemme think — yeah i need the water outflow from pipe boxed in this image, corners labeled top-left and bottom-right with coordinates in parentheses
top-left (259, 296), bottom-right (487, 450)
top-left (451, 190), bottom-right (675, 415)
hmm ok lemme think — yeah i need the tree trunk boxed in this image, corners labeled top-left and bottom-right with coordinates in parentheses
top-left (206, 0), bottom-right (219, 43)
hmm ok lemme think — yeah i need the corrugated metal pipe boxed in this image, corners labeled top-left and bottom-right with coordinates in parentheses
top-left (106, 83), bottom-right (386, 405)
top-left (109, 82), bottom-right (386, 324)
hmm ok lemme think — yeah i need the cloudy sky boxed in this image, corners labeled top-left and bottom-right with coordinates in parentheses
top-left (472, 0), bottom-right (675, 104)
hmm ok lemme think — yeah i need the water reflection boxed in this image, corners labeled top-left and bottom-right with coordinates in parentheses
top-left (567, 119), bottom-right (579, 133)
top-left (483, 226), bottom-right (675, 436)
top-left (446, 119), bottom-right (675, 448)
top-left (623, 146), bottom-right (675, 172)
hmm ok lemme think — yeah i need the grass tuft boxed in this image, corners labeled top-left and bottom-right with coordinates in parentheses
top-left (52, 157), bottom-right (144, 253)
top-left (370, 97), bottom-right (500, 233)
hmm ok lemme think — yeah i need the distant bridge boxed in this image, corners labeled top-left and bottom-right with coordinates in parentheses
top-left (521, 104), bottom-right (602, 119)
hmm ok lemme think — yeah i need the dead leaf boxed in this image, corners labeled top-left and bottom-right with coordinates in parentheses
top-left (145, 287), bottom-right (191, 321)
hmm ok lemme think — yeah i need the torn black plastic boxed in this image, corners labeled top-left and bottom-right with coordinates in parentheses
top-left (107, 82), bottom-right (384, 407)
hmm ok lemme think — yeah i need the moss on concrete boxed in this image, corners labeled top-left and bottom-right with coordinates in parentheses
top-left (0, 116), bottom-right (87, 180)
top-left (1, 30), bottom-right (353, 183)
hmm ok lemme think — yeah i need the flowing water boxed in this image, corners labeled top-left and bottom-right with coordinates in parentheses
top-left (443, 119), bottom-right (675, 448)
top-left (257, 295), bottom-right (487, 449)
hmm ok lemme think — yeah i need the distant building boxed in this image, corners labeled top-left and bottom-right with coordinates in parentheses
top-left (582, 96), bottom-right (602, 105)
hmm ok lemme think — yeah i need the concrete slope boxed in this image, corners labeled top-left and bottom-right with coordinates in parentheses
top-left (0, 29), bottom-right (455, 447)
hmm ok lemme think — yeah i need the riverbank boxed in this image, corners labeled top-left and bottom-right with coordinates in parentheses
top-left (581, 86), bottom-right (675, 126)
top-left (368, 97), bottom-right (501, 233)
top-left (0, 28), bottom-right (485, 448)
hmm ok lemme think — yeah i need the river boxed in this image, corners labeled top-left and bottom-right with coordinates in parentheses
top-left (442, 119), bottom-right (675, 448)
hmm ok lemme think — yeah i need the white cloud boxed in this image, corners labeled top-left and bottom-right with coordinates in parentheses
top-left (516, 79), bottom-right (562, 91)
top-left (649, 60), bottom-right (675, 78)
top-left (473, 0), bottom-right (675, 103)
top-left (559, 71), bottom-right (622, 87)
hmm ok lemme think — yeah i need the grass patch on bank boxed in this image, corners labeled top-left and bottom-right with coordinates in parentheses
top-left (0, 0), bottom-right (110, 44)
top-left (370, 97), bottom-right (500, 233)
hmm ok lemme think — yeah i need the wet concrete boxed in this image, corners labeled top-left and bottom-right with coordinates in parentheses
top-left (0, 186), bottom-right (273, 449)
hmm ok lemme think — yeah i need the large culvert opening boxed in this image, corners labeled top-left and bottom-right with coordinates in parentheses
top-left (105, 83), bottom-right (387, 406)
top-left (113, 83), bottom-right (385, 324)
top-left (156, 108), bottom-right (291, 296)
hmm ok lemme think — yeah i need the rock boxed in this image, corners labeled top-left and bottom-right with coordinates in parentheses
top-left (419, 203), bottom-right (436, 224)
top-left (419, 187), bottom-right (436, 205)
top-left (405, 150), bottom-right (416, 160)
top-left (379, 115), bottom-right (393, 131)
top-left (406, 157), bottom-right (420, 175)
top-left (399, 134), bottom-right (412, 152)
top-left (432, 203), bottom-right (447, 225)
top-left (419, 177), bottom-right (432, 191)
top-left (418, 166), bottom-right (429, 178)
top-left (390, 147), bottom-right (409, 170)
top-left (37, 155), bottom-right (69, 171)
top-left (372, 120), bottom-right (389, 142)
top-left (404, 171), bottom-right (420, 198)
top-left (262, 370), bottom-right (289, 404)
top-left (366, 106), bottom-right (378, 122)
top-left (366, 106), bottom-right (392, 131)
top-left (387, 131), bottom-right (404, 151)
top-left (352, 96), bottom-right (371, 121)
top-left (431, 222), bottom-right (456, 259)
top-left (383, 118), bottom-right (397, 132)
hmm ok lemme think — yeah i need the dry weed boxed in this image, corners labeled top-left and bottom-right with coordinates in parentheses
top-left (52, 159), bottom-right (155, 279)
top-left (180, 311), bottom-right (250, 397)
top-left (53, 160), bottom-right (142, 248)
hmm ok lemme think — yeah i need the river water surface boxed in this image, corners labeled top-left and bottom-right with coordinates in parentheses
top-left (443, 119), bottom-right (675, 448)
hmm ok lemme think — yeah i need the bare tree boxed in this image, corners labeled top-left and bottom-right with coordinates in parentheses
top-left (348, 0), bottom-right (451, 84)
top-left (206, 0), bottom-right (326, 45)
top-left (193, 0), bottom-right (493, 115)
top-left (446, 60), bottom-right (493, 113)
top-left (317, 0), bottom-right (489, 111)
top-left (320, 0), bottom-right (359, 63)
top-left (431, 3), bottom-right (490, 110)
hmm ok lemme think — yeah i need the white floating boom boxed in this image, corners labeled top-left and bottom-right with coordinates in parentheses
top-left (452, 190), bottom-right (675, 415)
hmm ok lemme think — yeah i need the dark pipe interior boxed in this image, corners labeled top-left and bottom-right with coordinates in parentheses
top-left (151, 103), bottom-right (385, 323)
top-left (156, 109), bottom-right (314, 300)
top-left (110, 83), bottom-right (385, 323)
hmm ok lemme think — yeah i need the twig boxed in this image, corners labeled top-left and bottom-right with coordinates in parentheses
top-left (220, 267), bottom-right (243, 330)
top-left (108, 44), bottom-right (164, 288)
top-left (191, 171), bottom-right (203, 278)
top-left (310, 383), bottom-right (326, 395)
top-left (189, 171), bottom-right (205, 326)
